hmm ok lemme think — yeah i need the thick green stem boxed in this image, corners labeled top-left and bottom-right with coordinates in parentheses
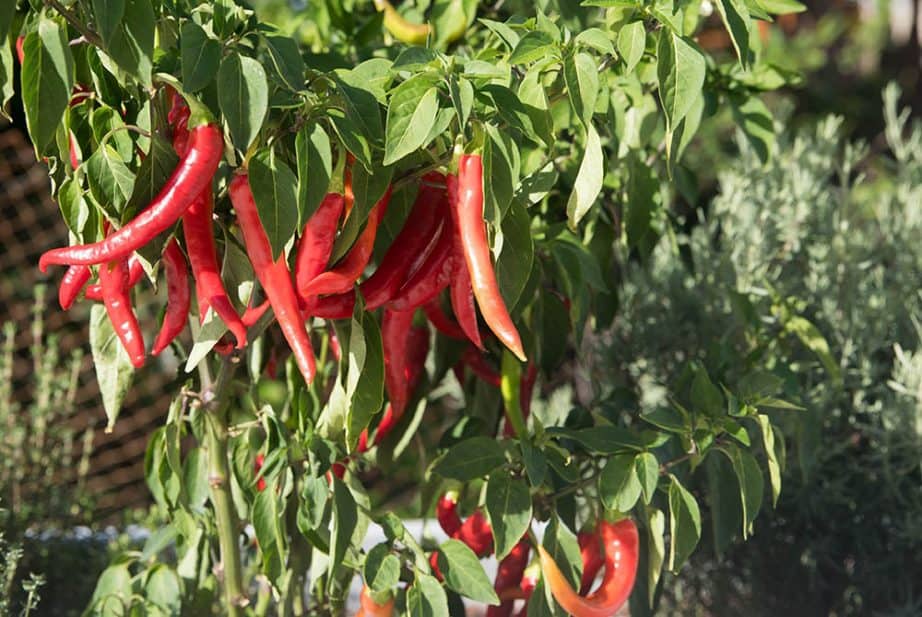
top-left (501, 350), bottom-right (527, 438)
top-left (202, 360), bottom-right (247, 615)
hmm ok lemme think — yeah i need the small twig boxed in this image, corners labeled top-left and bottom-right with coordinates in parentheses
top-left (43, 0), bottom-right (104, 48)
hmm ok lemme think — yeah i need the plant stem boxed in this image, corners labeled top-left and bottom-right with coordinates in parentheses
top-left (201, 358), bottom-right (247, 615)
top-left (42, 0), bottom-right (104, 48)
top-left (501, 350), bottom-right (528, 439)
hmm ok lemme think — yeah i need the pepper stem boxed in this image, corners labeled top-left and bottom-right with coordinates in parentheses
top-left (501, 350), bottom-right (527, 438)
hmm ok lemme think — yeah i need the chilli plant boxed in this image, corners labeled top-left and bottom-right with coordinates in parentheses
top-left (4, 0), bottom-right (806, 614)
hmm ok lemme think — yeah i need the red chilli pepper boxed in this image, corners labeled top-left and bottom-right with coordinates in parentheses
top-left (306, 290), bottom-right (356, 320)
top-left (182, 189), bottom-right (249, 347)
top-left (15, 36), bottom-right (24, 65)
top-left (99, 254), bottom-right (145, 368)
top-left (538, 519), bottom-right (639, 617)
top-left (58, 265), bottom-right (92, 310)
top-left (360, 178), bottom-right (447, 310)
top-left (436, 492), bottom-right (494, 557)
top-left (84, 257), bottom-right (143, 301)
top-left (300, 188), bottom-right (391, 297)
top-left (229, 173), bottom-right (316, 385)
top-left (39, 123), bottom-right (223, 270)
top-left (151, 240), bottom-right (191, 356)
top-left (449, 243), bottom-right (484, 350)
top-left (295, 192), bottom-right (346, 303)
top-left (386, 219), bottom-right (454, 312)
top-left (382, 308), bottom-right (415, 417)
top-left (487, 540), bottom-right (531, 617)
top-left (578, 528), bottom-right (605, 595)
top-left (423, 300), bottom-right (466, 340)
top-left (69, 131), bottom-right (80, 170)
top-left (448, 155), bottom-right (525, 360)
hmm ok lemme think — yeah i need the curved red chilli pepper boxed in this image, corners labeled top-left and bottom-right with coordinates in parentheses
top-left (168, 95), bottom-right (248, 348)
top-left (387, 220), bottom-right (454, 312)
top-left (461, 346), bottom-right (501, 387)
top-left (99, 254), bottom-right (145, 368)
top-left (360, 178), bottom-right (448, 310)
top-left (182, 190), bottom-right (249, 347)
top-left (448, 155), bottom-right (525, 360)
top-left (423, 300), bottom-right (466, 340)
top-left (151, 240), bottom-right (191, 356)
top-left (436, 492), bottom-right (463, 537)
top-left (229, 173), bottom-right (316, 385)
top-left (306, 290), bottom-right (356, 320)
top-left (449, 244), bottom-right (484, 350)
top-left (357, 585), bottom-right (394, 617)
top-left (84, 257), bottom-right (144, 301)
top-left (300, 188), bottom-right (391, 297)
top-left (241, 299), bottom-right (271, 327)
top-left (436, 492), bottom-right (494, 557)
top-left (357, 322), bottom-right (429, 452)
top-left (295, 193), bottom-right (346, 303)
top-left (382, 309), bottom-right (415, 417)
top-left (538, 519), bottom-right (639, 617)
top-left (39, 123), bottom-right (223, 270)
top-left (578, 527), bottom-right (605, 595)
top-left (487, 540), bottom-right (531, 617)
top-left (58, 265), bottom-right (92, 310)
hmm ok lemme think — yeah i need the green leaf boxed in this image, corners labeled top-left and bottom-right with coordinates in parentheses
top-left (393, 47), bottom-right (440, 72)
top-left (497, 199), bottom-right (535, 311)
top-left (520, 440), bottom-right (547, 487)
top-left (218, 52), bottom-right (268, 151)
top-left (87, 144), bottom-right (135, 221)
top-left (690, 367), bottom-right (724, 415)
top-left (624, 152), bottom-right (661, 258)
top-left (335, 74), bottom-right (385, 149)
top-left (364, 544), bottom-right (401, 593)
top-left (478, 18), bottom-right (520, 50)
top-left (329, 477), bottom-right (358, 585)
top-left (730, 95), bottom-right (775, 164)
top-left (407, 573), bottom-right (449, 617)
top-left (22, 19), bottom-right (75, 154)
top-left (124, 134), bottom-right (179, 221)
top-left (617, 21), bottom-right (646, 74)
top-left (0, 2), bottom-right (15, 41)
top-left (564, 51), bottom-right (598, 128)
top-left (546, 425), bottom-right (650, 453)
top-left (509, 31), bottom-right (556, 64)
top-left (89, 305), bottom-right (135, 432)
top-left (635, 452), bottom-right (660, 504)
top-left (253, 481), bottom-right (286, 582)
top-left (449, 74), bottom-right (474, 131)
top-left (483, 123), bottom-right (516, 225)
top-left (264, 34), bottom-right (305, 91)
top-left (575, 28), bottom-right (615, 56)
top-left (757, 0), bottom-right (807, 12)
top-left (103, 0), bottom-right (154, 86)
top-left (599, 454), bottom-right (642, 512)
top-left (181, 22), bottom-right (221, 93)
top-left (432, 437), bottom-right (506, 481)
top-left (757, 414), bottom-right (782, 506)
top-left (485, 474), bottom-right (532, 560)
top-left (0, 36), bottom-right (13, 122)
top-left (248, 146), bottom-right (299, 259)
top-left (347, 312), bottom-right (385, 448)
top-left (92, 0), bottom-right (126, 45)
top-left (143, 565), bottom-right (182, 615)
top-left (715, 0), bottom-right (753, 68)
top-left (646, 507), bottom-right (666, 606)
top-left (296, 123), bottom-right (332, 226)
top-left (656, 31), bottom-right (705, 130)
top-left (437, 540), bottom-right (500, 604)
top-left (90, 105), bottom-right (133, 162)
top-left (717, 445), bottom-right (764, 538)
top-left (784, 315), bottom-right (840, 383)
top-left (565, 123), bottom-right (603, 229)
top-left (383, 75), bottom-right (440, 165)
top-left (667, 475), bottom-right (701, 572)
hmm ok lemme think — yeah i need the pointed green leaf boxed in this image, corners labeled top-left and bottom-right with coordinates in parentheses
top-left (565, 123), bottom-right (603, 229)
top-left (89, 305), bottom-right (135, 432)
top-left (218, 52), bottom-right (268, 151)
top-left (486, 474), bottom-right (532, 560)
top-left (181, 21), bottom-right (221, 92)
top-left (437, 540), bottom-right (500, 604)
top-left (22, 19), bottom-right (75, 154)
top-left (248, 146), bottom-right (299, 259)
top-left (656, 31), bottom-right (705, 130)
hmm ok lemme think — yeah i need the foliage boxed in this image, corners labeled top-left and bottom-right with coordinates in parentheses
top-left (600, 85), bottom-right (922, 615)
top-left (1, 0), bottom-right (814, 614)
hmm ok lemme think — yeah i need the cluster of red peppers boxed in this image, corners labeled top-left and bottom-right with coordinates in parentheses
top-left (42, 85), bottom-right (525, 391)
